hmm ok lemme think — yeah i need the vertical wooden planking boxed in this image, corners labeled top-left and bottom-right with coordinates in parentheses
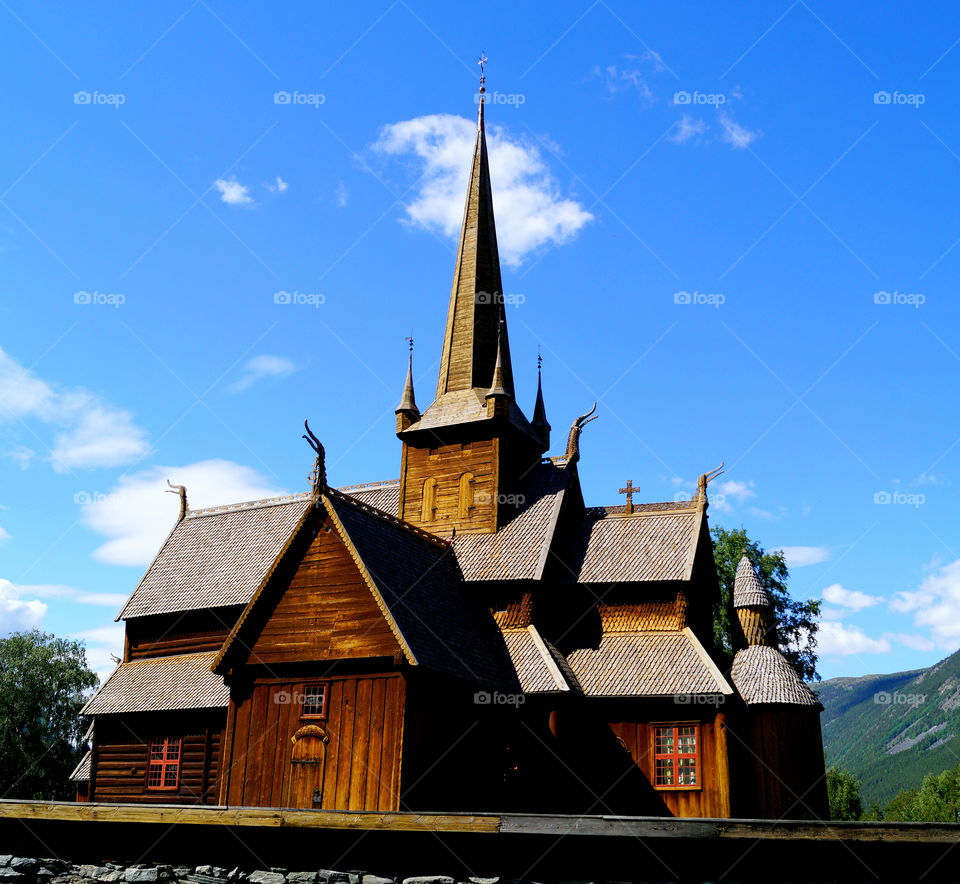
top-left (241, 686), bottom-right (268, 804)
top-left (349, 678), bottom-right (373, 809)
top-left (257, 684), bottom-right (282, 805)
top-left (379, 676), bottom-right (403, 811)
top-left (335, 677), bottom-right (357, 809)
top-left (272, 681), bottom-right (293, 807)
top-left (322, 679), bottom-right (343, 808)
top-left (365, 677), bottom-right (387, 809)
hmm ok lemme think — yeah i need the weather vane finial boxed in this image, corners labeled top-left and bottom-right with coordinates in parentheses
top-left (405, 330), bottom-right (414, 354)
top-left (478, 52), bottom-right (487, 90)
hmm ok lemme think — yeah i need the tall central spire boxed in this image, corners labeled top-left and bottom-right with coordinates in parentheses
top-left (435, 72), bottom-right (514, 399)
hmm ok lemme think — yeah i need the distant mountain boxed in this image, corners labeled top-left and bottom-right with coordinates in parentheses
top-left (814, 648), bottom-right (960, 808)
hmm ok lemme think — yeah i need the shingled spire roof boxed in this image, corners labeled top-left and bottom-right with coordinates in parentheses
top-left (396, 344), bottom-right (419, 418)
top-left (733, 553), bottom-right (772, 608)
top-left (436, 86), bottom-right (514, 400)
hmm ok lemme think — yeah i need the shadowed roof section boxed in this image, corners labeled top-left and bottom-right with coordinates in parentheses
top-left (732, 645), bottom-right (822, 707)
top-left (570, 503), bottom-right (702, 583)
top-left (322, 490), bottom-right (516, 689)
top-left (81, 651), bottom-right (229, 714)
top-left (501, 625), bottom-right (581, 694)
top-left (118, 495), bottom-right (313, 620)
top-left (566, 628), bottom-right (733, 698)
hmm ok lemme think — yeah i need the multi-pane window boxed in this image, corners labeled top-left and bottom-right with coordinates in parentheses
top-left (301, 684), bottom-right (327, 718)
top-left (146, 737), bottom-right (181, 790)
top-left (653, 725), bottom-right (699, 788)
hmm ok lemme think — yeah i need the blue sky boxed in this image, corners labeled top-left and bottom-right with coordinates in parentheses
top-left (2, 0), bottom-right (960, 682)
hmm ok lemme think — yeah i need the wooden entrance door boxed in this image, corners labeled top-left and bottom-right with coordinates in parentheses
top-left (284, 725), bottom-right (328, 808)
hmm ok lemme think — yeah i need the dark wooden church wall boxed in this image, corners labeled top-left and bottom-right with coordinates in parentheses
top-left (125, 607), bottom-right (244, 661)
top-left (221, 674), bottom-right (404, 811)
top-left (608, 709), bottom-right (730, 818)
top-left (728, 706), bottom-right (829, 820)
top-left (90, 710), bottom-right (224, 805)
top-left (247, 517), bottom-right (401, 665)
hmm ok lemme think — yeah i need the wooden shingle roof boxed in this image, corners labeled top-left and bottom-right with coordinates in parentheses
top-left (500, 625), bottom-right (580, 694)
top-left (81, 651), bottom-right (229, 714)
top-left (70, 750), bottom-right (91, 782)
top-left (565, 628), bottom-right (733, 698)
top-left (572, 504), bottom-right (702, 583)
top-left (118, 495), bottom-right (313, 620)
top-left (731, 645), bottom-right (822, 707)
top-left (733, 554), bottom-right (772, 608)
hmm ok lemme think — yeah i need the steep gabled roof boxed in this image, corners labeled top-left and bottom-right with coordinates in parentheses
top-left (732, 645), bottom-right (822, 707)
top-left (211, 489), bottom-right (512, 688)
top-left (565, 627), bottom-right (734, 698)
top-left (118, 494), bottom-right (313, 620)
top-left (70, 750), bottom-right (91, 782)
top-left (325, 489), bottom-right (513, 687)
top-left (81, 651), bottom-right (229, 714)
top-left (570, 501), bottom-right (703, 583)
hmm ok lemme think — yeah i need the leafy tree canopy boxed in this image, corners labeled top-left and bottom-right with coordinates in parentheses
top-left (711, 526), bottom-right (822, 681)
top-left (0, 630), bottom-right (98, 799)
top-left (883, 764), bottom-right (960, 822)
top-left (826, 765), bottom-right (863, 821)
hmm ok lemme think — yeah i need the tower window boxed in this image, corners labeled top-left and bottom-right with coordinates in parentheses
top-left (458, 472), bottom-right (475, 518)
top-left (421, 477), bottom-right (438, 521)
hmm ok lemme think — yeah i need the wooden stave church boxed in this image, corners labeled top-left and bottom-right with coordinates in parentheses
top-left (76, 82), bottom-right (828, 820)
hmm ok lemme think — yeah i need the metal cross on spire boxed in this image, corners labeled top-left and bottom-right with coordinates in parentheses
top-left (478, 51), bottom-right (488, 80)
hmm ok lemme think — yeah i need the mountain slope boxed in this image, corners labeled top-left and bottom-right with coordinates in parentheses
top-left (815, 648), bottom-right (960, 808)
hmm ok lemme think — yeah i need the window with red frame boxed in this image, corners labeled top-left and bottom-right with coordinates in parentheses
top-left (653, 725), bottom-right (699, 788)
top-left (301, 684), bottom-right (327, 718)
top-left (145, 737), bottom-right (181, 791)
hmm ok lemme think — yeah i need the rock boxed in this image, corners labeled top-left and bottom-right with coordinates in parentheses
top-left (10, 861), bottom-right (38, 873)
top-left (0, 872), bottom-right (25, 881)
top-left (174, 872), bottom-right (192, 879)
top-left (286, 874), bottom-right (316, 884)
top-left (125, 871), bottom-right (159, 883)
top-left (403, 879), bottom-right (454, 884)
top-left (467, 879), bottom-right (499, 884)
top-left (195, 870), bottom-right (213, 878)
top-left (248, 873), bottom-right (285, 884)
top-left (315, 874), bottom-right (348, 884)
top-left (0, 861), bottom-right (10, 870)
top-left (362, 876), bottom-right (394, 884)
top-left (51, 877), bottom-right (87, 884)
top-left (210, 871), bottom-right (227, 880)
top-left (99, 873), bottom-right (124, 883)
top-left (79, 867), bottom-right (103, 880)
top-left (227, 871), bottom-right (243, 882)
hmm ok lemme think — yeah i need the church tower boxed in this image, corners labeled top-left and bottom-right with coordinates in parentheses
top-left (395, 72), bottom-right (546, 535)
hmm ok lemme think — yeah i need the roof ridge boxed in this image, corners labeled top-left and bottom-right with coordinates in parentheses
top-left (338, 478), bottom-right (400, 492)
top-left (186, 493), bottom-right (311, 518)
top-left (585, 500), bottom-right (699, 517)
top-left (325, 486), bottom-right (451, 549)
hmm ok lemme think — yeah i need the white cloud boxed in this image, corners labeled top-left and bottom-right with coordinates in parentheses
top-left (891, 558), bottom-right (960, 644)
top-left (778, 545), bottom-right (831, 568)
top-left (668, 115), bottom-right (707, 144)
top-left (72, 623), bottom-right (125, 685)
top-left (592, 64), bottom-right (654, 101)
top-left (228, 355), bottom-right (296, 393)
top-left (81, 459), bottom-right (288, 566)
top-left (822, 583), bottom-right (881, 611)
top-left (335, 180), bottom-right (348, 208)
top-left (712, 479), bottom-right (755, 513)
top-left (266, 176), bottom-right (288, 194)
top-left (215, 178), bottom-right (253, 205)
top-left (895, 633), bottom-right (936, 652)
top-left (0, 579), bottom-right (47, 633)
top-left (0, 579), bottom-right (127, 611)
top-left (375, 114), bottom-right (593, 267)
top-left (718, 113), bottom-right (760, 149)
top-left (818, 621), bottom-right (891, 656)
top-left (0, 348), bottom-right (149, 472)
top-left (0, 527), bottom-right (8, 545)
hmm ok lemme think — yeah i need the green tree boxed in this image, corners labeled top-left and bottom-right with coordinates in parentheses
top-left (884, 787), bottom-right (920, 821)
top-left (826, 765), bottom-right (863, 820)
top-left (914, 764), bottom-right (960, 822)
top-left (711, 526), bottom-right (822, 681)
top-left (0, 630), bottom-right (98, 799)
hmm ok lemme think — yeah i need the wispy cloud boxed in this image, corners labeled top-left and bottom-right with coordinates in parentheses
top-left (822, 583), bottom-right (881, 611)
top-left (80, 460), bottom-right (288, 566)
top-left (718, 113), bottom-right (760, 149)
top-left (712, 478), bottom-right (756, 512)
top-left (335, 180), bottom-right (348, 208)
top-left (0, 347), bottom-right (149, 472)
top-left (778, 545), bottom-right (831, 568)
top-left (228, 354), bottom-right (296, 393)
top-left (0, 579), bottom-right (47, 633)
top-left (375, 114), bottom-right (593, 267)
top-left (891, 558), bottom-right (960, 647)
top-left (266, 175), bottom-right (288, 194)
top-left (668, 115), bottom-right (707, 144)
top-left (215, 177), bottom-right (253, 205)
